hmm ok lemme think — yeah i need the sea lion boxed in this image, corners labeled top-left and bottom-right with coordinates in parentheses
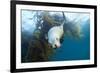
top-left (47, 22), bottom-right (64, 48)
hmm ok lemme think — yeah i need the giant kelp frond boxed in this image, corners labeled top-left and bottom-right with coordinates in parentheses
top-left (42, 11), bottom-right (61, 26)
top-left (63, 18), bottom-right (83, 39)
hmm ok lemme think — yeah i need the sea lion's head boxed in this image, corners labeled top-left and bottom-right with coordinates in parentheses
top-left (47, 26), bottom-right (64, 48)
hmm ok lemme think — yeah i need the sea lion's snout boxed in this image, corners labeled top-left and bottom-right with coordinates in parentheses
top-left (55, 44), bottom-right (61, 48)
top-left (54, 41), bottom-right (61, 48)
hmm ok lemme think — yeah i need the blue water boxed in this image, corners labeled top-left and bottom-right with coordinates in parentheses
top-left (49, 20), bottom-right (90, 61)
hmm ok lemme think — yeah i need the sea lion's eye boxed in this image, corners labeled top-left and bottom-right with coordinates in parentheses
top-left (56, 38), bottom-right (59, 41)
top-left (60, 38), bottom-right (64, 43)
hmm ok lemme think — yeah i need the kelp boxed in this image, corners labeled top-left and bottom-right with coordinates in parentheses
top-left (42, 11), bottom-right (61, 26)
top-left (24, 37), bottom-right (54, 62)
top-left (62, 12), bottom-right (83, 39)
top-left (23, 11), bottom-right (56, 62)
